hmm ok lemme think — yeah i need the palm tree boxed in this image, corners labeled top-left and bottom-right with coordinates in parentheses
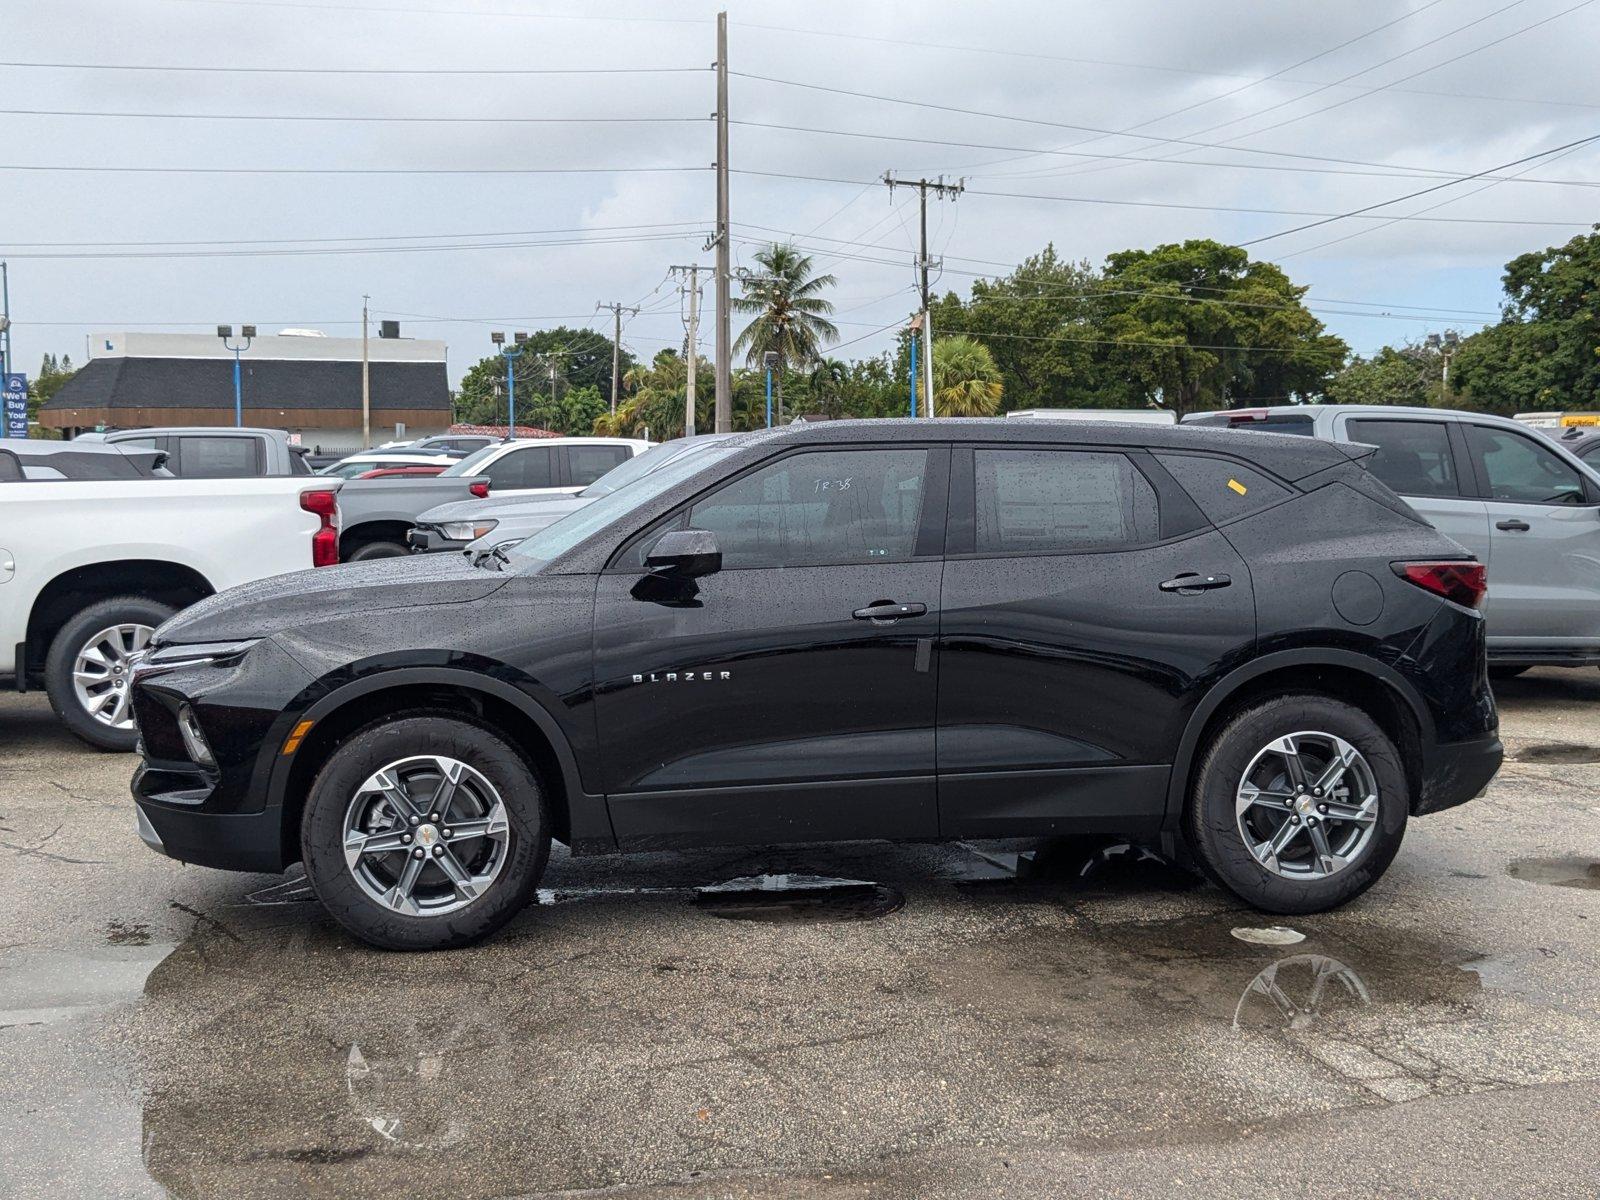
top-left (933, 336), bottom-right (1004, 417)
top-left (807, 357), bottom-right (849, 419)
top-left (733, 243), bottom-right (839, 423)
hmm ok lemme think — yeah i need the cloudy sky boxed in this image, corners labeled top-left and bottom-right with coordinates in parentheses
top-left (4, 0), bottom-right (1599, 386)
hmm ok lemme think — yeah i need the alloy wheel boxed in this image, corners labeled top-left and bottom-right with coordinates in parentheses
top-left (71, 623), bottom-right (153, 730)
top-left (1235, 731), bottom-right (1380, 881)
top-left (342, 755), bottom-right (512, 917)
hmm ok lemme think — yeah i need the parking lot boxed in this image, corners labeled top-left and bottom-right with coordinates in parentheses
top-left (0, 673), bottom-right (1596, 1199)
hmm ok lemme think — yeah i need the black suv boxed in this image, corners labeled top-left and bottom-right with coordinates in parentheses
top-left (130, 420), bottom-right (1502, 949)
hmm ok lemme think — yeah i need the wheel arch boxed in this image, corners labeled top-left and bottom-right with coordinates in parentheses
top-left (1167, 649), bottom-right (1434, 826)
top-left (268, 666), bottom-right (606, 867)
top-left (340, 520), bottom-right (414, 559)
top-left (25, 559), bottom-right (214, 678)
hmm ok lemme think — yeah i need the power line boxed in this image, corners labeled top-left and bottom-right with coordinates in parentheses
top-left (0, 219), bottom-right (709, 250)
top-left (158, 0), bottom-right (703, 22)
top-left (0, 107), bottom-right (706, 125)
top-left (0, 163), bottom-right (707, 177)
top-left (1242, 129), bottom-right (1600, 247)
top-left (0, 231), bottom-right (703, 261)
top-left (0, 59), bottom-right (704, 76)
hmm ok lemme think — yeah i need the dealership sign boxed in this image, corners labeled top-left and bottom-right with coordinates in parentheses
top-left (2, 373), bottom-right (26, 439)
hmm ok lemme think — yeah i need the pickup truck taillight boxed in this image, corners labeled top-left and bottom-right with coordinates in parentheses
top-left (301, 489), bottom-right (340, 567)
top-left (469, 481), bottom-right (490, 499)
top-left (1393, 561), bottom-right (1487, 610)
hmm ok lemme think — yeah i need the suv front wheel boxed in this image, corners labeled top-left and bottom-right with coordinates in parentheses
top-left (301, 715), bottom-right (551, 950)
top-left (1186, 694), bottom-right (1408, 914)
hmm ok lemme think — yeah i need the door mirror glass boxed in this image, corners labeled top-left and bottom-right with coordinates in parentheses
top-left (646, 528), bottom-right (721, 579)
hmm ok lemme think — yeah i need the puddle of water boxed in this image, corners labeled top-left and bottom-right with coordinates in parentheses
top-left (951, 838), bottom-right (1202, 896)
top-left (0, 944), bottom-right (174, 1029)
top-left (1511, 742), bottom-right (1600, 764)
top-left (693, 873), bottom-right (905, 923)
top-left (1507, 857), bottom-right (1600, 890)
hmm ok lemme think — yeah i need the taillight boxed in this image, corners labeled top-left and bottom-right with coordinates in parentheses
top-left (1393, 560), bottom-right (1486, 609)
top-left (469, 481), bottom-right (490, 499)
top-left (301, 488), bottom-right (340, 568)
top-left (1227, 408), bottom-right (1269, 424)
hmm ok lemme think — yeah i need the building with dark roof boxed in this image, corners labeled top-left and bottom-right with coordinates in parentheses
top-left (40, 329), bottom-right (450, 451)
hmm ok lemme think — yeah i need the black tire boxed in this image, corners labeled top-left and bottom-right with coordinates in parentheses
top-left (346, 539), bottom-right (409, 562)
top-left (45, 594), bottom-right (176, 752)
top-left (1185, 694), bottom-right (1407, 915)
top-left (300, 714), bottom-right (551, 950)
top-left (1489, 665), bottom-right (1530, 681)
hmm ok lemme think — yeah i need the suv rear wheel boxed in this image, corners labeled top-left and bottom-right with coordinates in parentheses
top-left (300, 715), bottom-right (550, 950)
top-left (1186, 694), bottom-right (1407, 914)
top-left (46, 595), bottom-right (175, 751)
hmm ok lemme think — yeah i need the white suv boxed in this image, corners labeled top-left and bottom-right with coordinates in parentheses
top-left (436, 437), bottom-right (649, 497)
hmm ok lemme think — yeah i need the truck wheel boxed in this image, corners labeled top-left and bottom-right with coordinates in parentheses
top-left (300, 715), bottom-right (551, 950)
top-left (45, 595), bottom-right (175, 752)
top-left (346, 540), bottom-right (409, 562)
top-left (1185, 694), bottom-right (1407, 915)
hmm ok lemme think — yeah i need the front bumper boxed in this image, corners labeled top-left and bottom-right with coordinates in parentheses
top-left (1415, 733), bottom-right (1504, 816)
top-left (133, 762), bottom-right (289, 873)
top-left (406, 526), bottom-right (468, 554)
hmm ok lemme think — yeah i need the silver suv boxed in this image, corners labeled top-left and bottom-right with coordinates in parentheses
top-left (1185, 405), bottom-right (1600, 676)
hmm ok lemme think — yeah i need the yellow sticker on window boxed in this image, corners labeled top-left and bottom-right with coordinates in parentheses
top-left (1227, 479), bottom-right (1248, 495)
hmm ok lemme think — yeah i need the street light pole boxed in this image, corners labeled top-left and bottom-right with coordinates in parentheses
top-left (763, 350), bottom-right (778, 428)
top-left (217, 324), bottom-right (255, 428)
top-left (491, 331), bottom-right (528, 438)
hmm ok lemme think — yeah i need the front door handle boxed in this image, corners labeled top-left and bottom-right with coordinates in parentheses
top-left (1160, 572), bottom-right (1232, 595)
top-left (852, 600), bottom-right (927, 622)
top-left (1495, 519), bottom-right (1531, 532)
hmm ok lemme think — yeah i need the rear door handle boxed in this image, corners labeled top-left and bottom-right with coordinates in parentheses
top-left (852, 600), bottom-right (927, 622)
top-left (1495, 519), bottom-right (1530, 532)
top-left (1160, 572), bottom-right (1231, 594)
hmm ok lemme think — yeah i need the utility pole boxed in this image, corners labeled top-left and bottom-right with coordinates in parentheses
top-left (712, 10), bottom-right (732, 432)
top-left (670, 264), bottom-right (703, 436)
top-left (360, 294), bottom-right (371, 447)
top-left (883, 174), bottom-right (963, 418)
top-left (596, 300), bottom-right (638, 415)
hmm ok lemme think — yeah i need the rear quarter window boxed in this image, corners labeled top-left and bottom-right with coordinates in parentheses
top-left (1153, 453), bottom-right (1294, 524)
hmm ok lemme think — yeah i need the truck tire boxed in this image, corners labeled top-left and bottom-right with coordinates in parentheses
top-left (346, 540), bottom-right (409, 561)
top-left (300, 714), bottom-right (551, 950)
top-left (45, 595), bottom-right (176, 752)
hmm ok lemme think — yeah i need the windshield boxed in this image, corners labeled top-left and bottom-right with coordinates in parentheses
top-left (509, 445), bottom-right (740, 566)
top-left (579, 437), bottom-right (722, 498)
top-left (440, 443), bottom-right (504, 477)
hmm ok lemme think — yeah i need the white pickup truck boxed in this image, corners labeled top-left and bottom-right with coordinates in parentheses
top-left (1, 439), bottom-right (341, 750)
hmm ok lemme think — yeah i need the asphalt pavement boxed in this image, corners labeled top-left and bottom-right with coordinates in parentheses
top-left (1, 670), bottom-right (1597, 1198)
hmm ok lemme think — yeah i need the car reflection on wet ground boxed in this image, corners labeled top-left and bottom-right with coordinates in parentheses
top-left (3, 670), bottom-right (1600, 1199)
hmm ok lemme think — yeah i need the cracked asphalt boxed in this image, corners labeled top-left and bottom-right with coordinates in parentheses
top-left (2, 671), bottom-right (1598, 1199)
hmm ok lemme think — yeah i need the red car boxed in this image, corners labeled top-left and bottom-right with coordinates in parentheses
top-left (356, 465), bottom-right (447, 480)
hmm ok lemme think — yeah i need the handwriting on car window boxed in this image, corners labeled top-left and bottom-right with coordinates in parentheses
top-left (813, 477), bottom-right (854, 494)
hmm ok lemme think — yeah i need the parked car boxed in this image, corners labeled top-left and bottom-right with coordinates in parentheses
top-left (1185, 405), bottom-right (1600, 676)
top-left (319, 452), bottom-right (457, 479)
top-left (402, 435), bottom-right (496, 458)
top-left (358, 465), bottom-right (447, 480)
top-left (1550, 427), bottom-right (1600, 469)
top-left (94, 426), bottom-right (314, 477)
top-left (435, 437), bottom-right (649, 498)
top-left (409, 434), bottom-right (735, 555)
top-left (2, 439), bottom-right (341, 749)
top-left (129, 419), bottom-right (1499, 949)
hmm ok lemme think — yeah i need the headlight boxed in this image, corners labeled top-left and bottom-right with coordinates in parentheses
top-left (143, 640), bottom-right (259, 668)
top-left (441, 519), bottom-right (498, 541)
top-left (176, 703), bottom-right (217, 768)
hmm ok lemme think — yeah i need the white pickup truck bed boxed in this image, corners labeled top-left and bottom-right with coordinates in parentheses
top-left (2, 474), bottom-right (340, 748)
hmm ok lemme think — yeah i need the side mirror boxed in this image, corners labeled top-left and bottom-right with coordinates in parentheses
top-left (646, 528), bottom-right (721, 579)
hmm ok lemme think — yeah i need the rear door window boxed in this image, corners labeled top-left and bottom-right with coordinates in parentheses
top-left (1344, 419), bottom-right (1460, 498)
top-left (1152, 454), bottom-right (1293, 523)
top-left (486, 446), bottom-right (554, 490)
top-left (973, 449), bottom-right (1159, 554)
top-left (1465, 424), bottom-right (1588, 506)
top-left (0, 449), bottom-right (21, 481)
top-left (566, 445), bottom-right (630, 487)
top-left (177, 436), bottom-right (259, 478)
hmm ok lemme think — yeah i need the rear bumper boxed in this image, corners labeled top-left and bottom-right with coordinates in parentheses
top-left (1415, 733), bottom-right (1503, 816)
top-left (132, 762), bottom-right (288, 874)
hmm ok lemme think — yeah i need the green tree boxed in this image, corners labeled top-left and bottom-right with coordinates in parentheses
top-left (733, 243), bottom-right (839, 423)
top-left (454, 327), bottom-right (633, 431)
top-left (1327, 344), bottom-right (1446, 407)
top-left (804, 357), bottom-right (850, 419)
top-left (931, 336), bottom-right (1004, 416)
top-left (1450, 227), bottom-right (1600, 414)
top-left (1096, 239), bottom-right (1348, 416)
top-left (29, 353), bottom-right (77, 422)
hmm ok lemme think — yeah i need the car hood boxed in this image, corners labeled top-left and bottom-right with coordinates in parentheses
top-left (417, 493), bottom-right (592, 525)
top-left (154, 553), bottom-right (513, 645)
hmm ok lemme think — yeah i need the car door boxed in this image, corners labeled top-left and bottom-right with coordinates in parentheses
top-left (482, 445), bottom-right (560, 497)
top-left (1460, 420), bottom-right (1600, 648)
top-left (1336, 414), bottom-right (1491, 568)
top-left (593, 444), bottom-right (948, 849)
top-left (937, 445), bottom-right (1255, 838)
